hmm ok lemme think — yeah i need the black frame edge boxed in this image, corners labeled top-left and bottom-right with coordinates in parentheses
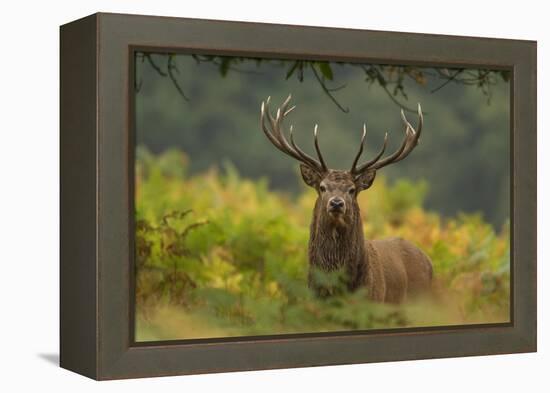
top-left (60, 13), bottom-right (99, 380)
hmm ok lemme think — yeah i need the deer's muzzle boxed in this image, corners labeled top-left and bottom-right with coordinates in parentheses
top-left (328, 197), bottom-right (346, 215)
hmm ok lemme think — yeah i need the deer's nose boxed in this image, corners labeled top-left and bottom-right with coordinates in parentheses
top-left (329, 197), bottom-right (345, 209)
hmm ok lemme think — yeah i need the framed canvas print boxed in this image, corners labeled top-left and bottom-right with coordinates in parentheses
top-left (60, 12), bottom-right (537, 380)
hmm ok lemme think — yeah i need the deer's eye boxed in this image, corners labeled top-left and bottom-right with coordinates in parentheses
top-left (319, 185), bottom-right (326, 193)
top-left (348, 188), bottom-right (356, 195)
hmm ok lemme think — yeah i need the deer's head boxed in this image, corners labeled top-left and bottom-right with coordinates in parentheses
top-left (260, 95), bottom-right (423, 226)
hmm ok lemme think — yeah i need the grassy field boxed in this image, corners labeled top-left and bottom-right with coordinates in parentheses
top-left (134, 148), bottom-right (510, 341)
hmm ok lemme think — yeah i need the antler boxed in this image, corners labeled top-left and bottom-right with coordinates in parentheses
top-left (350, 103), bottom-right (423, 176)
top-left (260, 95), bottom-right (328, 174)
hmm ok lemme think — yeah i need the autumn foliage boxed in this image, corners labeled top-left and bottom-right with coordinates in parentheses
top-left (135, 149), bottom-right (510, 341)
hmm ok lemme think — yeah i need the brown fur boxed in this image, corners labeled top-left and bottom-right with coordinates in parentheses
top-left (306, 170), bottom-right (433, 303)
top-left (366, 238), bottom-right (433, 302)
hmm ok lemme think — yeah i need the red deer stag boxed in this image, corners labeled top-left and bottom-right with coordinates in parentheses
top-left (260, 95), bottom-right (433, 303)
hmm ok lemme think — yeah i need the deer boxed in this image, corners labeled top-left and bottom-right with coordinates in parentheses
top-left (260, 95), bottom-right (433, 303)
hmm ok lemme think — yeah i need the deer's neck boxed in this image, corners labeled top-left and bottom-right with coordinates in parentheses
top-left (308, 200), bottom-right (367, 291)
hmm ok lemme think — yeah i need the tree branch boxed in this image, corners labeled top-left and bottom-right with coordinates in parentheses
top-left (431, 69), bottom-right (465, 93)
top-left (310, 63), bottom-right (349, 113)
top-left (137, 52), bottom-right (504, 112)
top-left (167, 55), bottom-right (189, 101)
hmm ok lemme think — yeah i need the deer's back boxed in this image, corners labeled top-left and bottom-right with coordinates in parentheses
top-left (367, 237), bottom-right (433, 303)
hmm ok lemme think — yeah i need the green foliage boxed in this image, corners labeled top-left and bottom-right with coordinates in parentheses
top-left (135, 149), bottom-right (510, 341)
top-left (317, 62), bottom-right (334, 80)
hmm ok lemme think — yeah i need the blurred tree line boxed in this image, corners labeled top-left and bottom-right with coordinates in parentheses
top-left (135, 53), bottom-right (510, 228)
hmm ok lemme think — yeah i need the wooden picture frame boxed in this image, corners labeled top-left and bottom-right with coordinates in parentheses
top-left (60, 12), bottom-right (537, 380)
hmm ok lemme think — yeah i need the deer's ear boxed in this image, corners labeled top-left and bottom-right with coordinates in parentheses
top-left (355, 170), bottom-right (377, 191)
top-left (300, 164), bottom-right (322, 188)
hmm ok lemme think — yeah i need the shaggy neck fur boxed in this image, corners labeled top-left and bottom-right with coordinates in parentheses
top-left (307, 197), bottom-right (368, 293)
